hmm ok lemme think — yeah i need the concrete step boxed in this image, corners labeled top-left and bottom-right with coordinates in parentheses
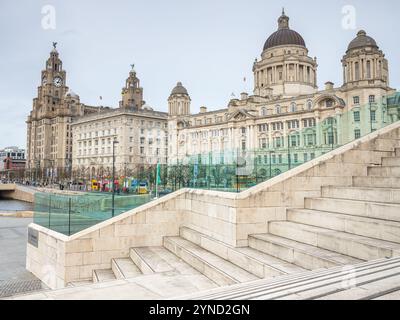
top-left (249, 233), bottom-right (361, 270)
top-left (287, 208), bottom-right (400, 244)
top-left (111, 258), bottom-right (142, 279)
top-left (180, 227), bottom-right (306, 278)
top-left (352, 176), bottom-right (400, 188)
top-left (130, 246), bottom-right (200, 275)
top-left (373, 138), bottom-right (400, 151)
top-left (177, 257), bottom-right (400, 300)
top-left (368, 166), bottom-right (400, 177)
top-left (382, 157), bottom-right (400, 166)
top-left (321, 186), bottom-right (400, 204)
top-left (92, 269), bottom-right (116, 283)
top-left (164, 236), bottom-right (259, 286)
top-left (269, 221), bottom-right (400, 261)
top-left (305, 197), bottom-right (400, 223)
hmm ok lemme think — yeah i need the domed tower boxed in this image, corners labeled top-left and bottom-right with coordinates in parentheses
top-left (168, 82), bottom-right (191, 117)
top-left (342, 30), bottom-right (389, 89)
top-left (253, 9), bottom-right (318, 98)
top-left (119, 64), bottom-right (144, 109)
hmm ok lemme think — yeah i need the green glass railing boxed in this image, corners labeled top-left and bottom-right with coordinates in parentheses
top-left (33, 192), bottom-right (151, 235)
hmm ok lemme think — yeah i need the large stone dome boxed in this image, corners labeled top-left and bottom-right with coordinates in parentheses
top-left (347, 30), bottom-right (378, 51)
top-left (171, 82), bottom-right (188, 95)
top-left (263, 11), bottom-right (306, 51)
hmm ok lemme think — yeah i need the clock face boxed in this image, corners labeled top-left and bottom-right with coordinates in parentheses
top-left (53, 77), bottom-right (63, 87)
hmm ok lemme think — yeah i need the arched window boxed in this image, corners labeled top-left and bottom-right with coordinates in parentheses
top-left (290, 102), bottom-right (297, 113)
top-left (307, 100), bottom-right (313, 111)
top-left (276, 105), bottom-right (281, 114)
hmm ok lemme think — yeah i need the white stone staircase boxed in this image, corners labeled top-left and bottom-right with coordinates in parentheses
top-left (71, 142), bottom-right (400, 299)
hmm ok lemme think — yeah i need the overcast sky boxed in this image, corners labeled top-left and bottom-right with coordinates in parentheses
top-left (0, 0), bottom-right (399, 149)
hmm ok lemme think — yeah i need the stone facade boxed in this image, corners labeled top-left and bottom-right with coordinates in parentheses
top-left (26, 45), bottom-right (99, 177)
top-left (71, 69), bottom-right (168, 178)
top-left (167, 12), bottom-right (399, 165)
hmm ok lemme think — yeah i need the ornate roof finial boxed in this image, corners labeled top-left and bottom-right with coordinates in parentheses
top-left (278, 8), bottom-right (289, 29)
top-left (52, 42), bottom-right (57, 50)
top-left (130, 63), bottom-right (135, 70)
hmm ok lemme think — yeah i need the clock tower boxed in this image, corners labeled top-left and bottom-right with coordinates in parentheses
top-left (119, 64), bottom-right (144, 109)
top-left (26, 43), bottom-right (84, 179)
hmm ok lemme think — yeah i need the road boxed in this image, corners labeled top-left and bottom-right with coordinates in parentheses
top-left (0, 217), bottom-right (46, 298)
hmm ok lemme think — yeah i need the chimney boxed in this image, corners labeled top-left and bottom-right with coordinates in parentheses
top-left (200, 106), bottom-right (207, 113)
top-left (325, 82), bottom-right (334, 90)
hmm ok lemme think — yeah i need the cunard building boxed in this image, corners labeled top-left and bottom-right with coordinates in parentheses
top-left (167, 11), bottom-right (400, 169)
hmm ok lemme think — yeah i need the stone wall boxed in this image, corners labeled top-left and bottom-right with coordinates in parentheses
top-left (26, 121), bottom-right (400, 289)
top-left (0, 184), bottom-right (34, 203)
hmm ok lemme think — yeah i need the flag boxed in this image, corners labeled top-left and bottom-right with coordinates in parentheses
top-left (156, 163), bottom-right (161, 185)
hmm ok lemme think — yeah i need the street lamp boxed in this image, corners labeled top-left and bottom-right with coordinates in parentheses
top-left (112, 139), bottom-right (119, 217)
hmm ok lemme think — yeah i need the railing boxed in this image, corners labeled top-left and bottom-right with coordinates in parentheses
top-left (33, 192), bottom-right (151, 236)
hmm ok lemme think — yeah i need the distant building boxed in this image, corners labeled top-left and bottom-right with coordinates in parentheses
top-left (71, 67), bottom-right (168, 180)
top-left (26, 44), bottom-right (100, 179)
top-left (0, 147), bottom-right (26, 171)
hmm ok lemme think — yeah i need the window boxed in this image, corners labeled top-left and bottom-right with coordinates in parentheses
top-left (307, 100), bottom-right (313, 111)
top-left (353, 96), bottom-right (360, 105)
top-left (367, 61), bottom-right (371, 79)
top-left (261, 107), bottom-right (267, 116)
top-left (304, 153), bottom-right (308, 162)
top-left (370, 110), bottom-right (376, 121)
top-left (241, 127), bottom-right (247, 135)
top-left (369, 95), bottom-right (375, 103)
top-left (241, 141), bottom-right (246, 151)
top-left (355, 62), bottom-right (360, 81)
top-left (354, 111), bottom-right (360, 122)
top-left (326, 100), bottom-right (334, 108)
top-left (260, 138), bottom-right (267, 149)
top-left (290, 103), bottom-right (297, 113)
top-left (355, 129), bottom-right (361, 139)
top-left (276, 105), bottom-right (281, 114)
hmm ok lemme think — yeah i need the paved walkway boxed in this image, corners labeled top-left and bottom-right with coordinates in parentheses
top-left (0, 217), bottom-right (46, 297)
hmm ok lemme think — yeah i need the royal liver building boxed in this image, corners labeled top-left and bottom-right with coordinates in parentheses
top-left (168, 11), bottom-right (400, 168)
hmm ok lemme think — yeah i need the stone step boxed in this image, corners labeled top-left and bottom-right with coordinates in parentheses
top-left (373, 138), bottom-right (400, 151)
top-left (318, 273), bottom-right (400, 300)
top-left (164, 236), bottom-right (259, 286)
top-left (269, 221), bottom-right (400, 261)
top-left (180, 227), bottom-right (306, 278)
top-left (382, 157), bottom-right (400, 166)
top-left (130, 246), bottom-right (200, 276)
top-left (92, 269), bottom-right (116, 283)
top-left (368, 166), bottom-right (400, 177)
top-left (321, 186), bottom-right (400, 204)
top-left (256, 260), bottom-right (400, 300)
top-left (305, 197), bottom-right (400, 223)
top-left (287, 209), bottom-right (400, 244)
top-left (352, 176), bottom-right (400, 188)
top-left (178, 257), bottom-right (400, 300)
top-left (111, 258), bottom-right (142, 279)
top-left (249, 233), bottom-right (361, 270)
